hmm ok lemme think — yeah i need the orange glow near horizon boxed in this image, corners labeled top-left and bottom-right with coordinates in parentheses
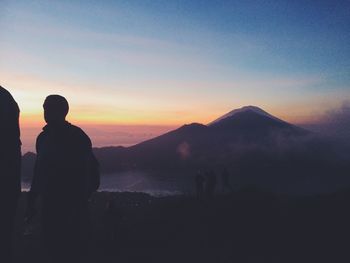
top-left (3, 69), bottom-right (349, 154)
top-left (2, 1), bottom-right (350, 154)
top-left (5, 75), bottom-right (347, 154)
top-left (4, 69), bottom-right (349, 129)
top-left (17, 98), bottom-right (336, 130)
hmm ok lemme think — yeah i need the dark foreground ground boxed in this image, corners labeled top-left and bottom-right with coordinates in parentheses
top-left (13, 190), bottom-right (350, 263)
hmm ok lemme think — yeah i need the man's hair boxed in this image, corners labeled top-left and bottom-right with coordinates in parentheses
top-left (44, 95), bottom-right (69, 117)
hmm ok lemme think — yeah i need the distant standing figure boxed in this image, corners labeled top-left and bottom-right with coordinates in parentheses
top-left (25, 95), bottom-right (100, 263)
top-left (0, 86), bottom-right (21, 263)
top-left (105, 198), bottom-right (124, 242)
top-left (221, 167), bottom-right (233, 194)
top-left (195, 170), bottom-right (205, 199)
top-left (204, 170), bottom-right (217, 198)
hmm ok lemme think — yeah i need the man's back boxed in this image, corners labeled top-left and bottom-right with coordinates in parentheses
top-left (0, 86), bottom-right (21, 262)
top-left (27, 95), bottom-right (99, 263)
top-left (0, 87), bottom-right (21, 161)
top-left (33, 122), bottom-right (93, 199)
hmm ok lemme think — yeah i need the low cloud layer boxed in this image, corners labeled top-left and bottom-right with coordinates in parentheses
top-left (302, 101), bottom-right (350, 140)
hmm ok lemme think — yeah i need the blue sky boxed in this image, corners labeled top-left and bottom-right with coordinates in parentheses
top-left (1, 0), bottom-right (349, 150)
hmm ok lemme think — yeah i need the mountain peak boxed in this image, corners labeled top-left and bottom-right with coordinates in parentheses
top-left (208, 105), bottom-right (284, 126)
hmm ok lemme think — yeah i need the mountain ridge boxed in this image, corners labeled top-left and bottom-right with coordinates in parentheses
top-left (23, 105), bottom-right (310, 173)
top-left (209, 105), bottom-right (286, 126)
top-left (21, 105), bottom-right (350, 194)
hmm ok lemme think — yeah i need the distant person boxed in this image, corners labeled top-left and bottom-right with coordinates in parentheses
top-left (195, 170), bottom-right (205, 199)
top-left (204, 169), bottom-right (217, 198)
top-left (25, 95), bottom-right (100, 263)
top-left (0, 86), bottom-right (21, 262)
top-left (221, 167), bottom-right (233, 194)
top-left (104, 198), bottom-right (124, 243)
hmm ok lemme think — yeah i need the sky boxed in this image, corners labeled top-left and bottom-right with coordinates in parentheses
top-left (1, 0), bottom-right (349, 152)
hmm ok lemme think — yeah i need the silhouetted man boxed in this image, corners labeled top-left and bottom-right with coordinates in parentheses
top-left (26, 95), bottom-right (99, 263)
top-left (195, 170), bottom-right (205, 199)
top-left (0, 86), bottom-right (21, 262)
top-left (221, 167), bottom-right (233, 194)
top-left (104, 198), bottom-right (124, 243)
top-left (204, 169), bottom-right (217, 198)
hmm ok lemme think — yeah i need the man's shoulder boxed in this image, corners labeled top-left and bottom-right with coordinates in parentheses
top-left (0, 87), bottom-right (18, 111)
top-left (68, 124), bottom-right (91, 145)
top-left (0, 86), bottom-right (11, 98)
top-left (69, 124), bottom-right (88, 137)
top-left (36, 131), bottom-right (46, 141)
top-left (0, 87), bottom-right (16, 104)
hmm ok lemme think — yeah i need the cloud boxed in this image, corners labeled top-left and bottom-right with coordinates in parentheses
top-left (323, 101), bottom-right (350, 121)
top-left (322, 101), bottom-right (350, 138)
top-left (303, 101), bottom-right (350, 140)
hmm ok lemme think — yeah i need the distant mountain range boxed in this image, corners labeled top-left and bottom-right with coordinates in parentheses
top-left (92, 105), bottom-right (309, 171)
top-left (22, 106), bottom-right (350, 194)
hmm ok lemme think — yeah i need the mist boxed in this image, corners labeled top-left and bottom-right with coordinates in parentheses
top-left (302, 101), bottom-right (350, 142)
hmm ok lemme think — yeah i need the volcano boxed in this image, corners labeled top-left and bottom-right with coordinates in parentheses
top-left (22, 106), bottom-right (349, 194)
top-left (92, 106), bottom-right (310, 172)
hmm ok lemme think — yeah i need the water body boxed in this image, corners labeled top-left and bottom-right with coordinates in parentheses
top-left (99, 171), bottom-right (186, 196)
top-left (22, 171), bottom-right (188, 196)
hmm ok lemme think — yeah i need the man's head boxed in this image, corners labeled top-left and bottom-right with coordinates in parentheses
top-left (43, 95), bottom-right (69, 124)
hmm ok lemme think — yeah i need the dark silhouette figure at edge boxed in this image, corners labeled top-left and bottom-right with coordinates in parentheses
top-left (0, 86), bottom-right (21, 263)
top-left (25, 95), bottom-right (100, 263)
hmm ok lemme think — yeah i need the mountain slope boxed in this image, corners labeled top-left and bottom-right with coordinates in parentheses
top-left (21, 106), bottom-right (349, 194)
top-left (209, 106), bottom-right (286, 126)
top-left (209, 108), bottom-right (308, 144)
top-left (102, 106), bottom-right (310, 170)
top-left (23, 106), bottom-right (311, 172)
